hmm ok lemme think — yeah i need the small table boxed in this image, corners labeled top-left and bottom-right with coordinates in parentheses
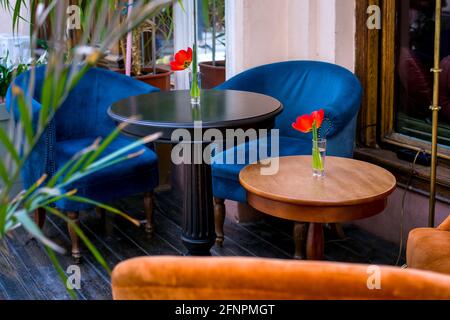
top-left (108, 90), bottom-right (282, 256)
top-left (239, 156), bottom-right (397, 260)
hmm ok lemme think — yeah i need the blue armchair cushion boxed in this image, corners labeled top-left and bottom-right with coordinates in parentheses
top-left (212, 137), bottom-right (312, 203)
top-left (6, 66), bottom-right (160, 211)
top-left (55, 136), bottom-right (158, 211)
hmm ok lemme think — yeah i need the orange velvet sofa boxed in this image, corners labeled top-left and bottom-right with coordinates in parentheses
top-left (112, 256), bottom-right (450, 300)
top-left (407, 214), bottom-right (450, 275)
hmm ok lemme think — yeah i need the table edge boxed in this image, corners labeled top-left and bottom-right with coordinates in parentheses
top-left (239, 156), bottom-right (397, 207)
top-left (107, 89), bottom-right (283, 129)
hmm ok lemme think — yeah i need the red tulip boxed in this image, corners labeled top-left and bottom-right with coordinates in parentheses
top-left (311, 109), bottom-right (325, 128)
top-left (292, 114), bottom-right (314, 133)
top-left (292, 109), bottom-right (325, 133)
top-left (170, 47), bottom-right (193, 71)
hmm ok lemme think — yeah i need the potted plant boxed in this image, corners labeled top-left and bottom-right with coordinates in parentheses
top-left (0, 0), bottom-right (177, 297)
top-left (198, 0), bottom-right (226, 89)
top-left (117, 6), bottom-right (174, 91)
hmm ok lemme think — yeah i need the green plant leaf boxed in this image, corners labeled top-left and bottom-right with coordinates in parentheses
top-left (0, 127), bottom-right (21, 164)
top-left (201, 0), bottom-right (210, 26)
top-left (43, 246), bottom-right (78, 300)
top-left (12, 0), bottom-right (23, 33)
top-left (0, 203), bottom-right (7, 236)
top-left (65, 195), bottom-right (140, 227)
top-left (82, 132), bottom-right (161, 172)
top-left (44, 206), bottom-right (111, 274)
top-left (15, 209), bottom-right (65, 254)
top-left (47, 139), bottom-right (99, 188)
top-left (0, 159), bottom-right (10, 184)
top-left (80, 126), bottom-right (123, 171)
top-left (177, 0), bottom-right (185, 12)
top-left (13, 87), bottom-right (34, 144)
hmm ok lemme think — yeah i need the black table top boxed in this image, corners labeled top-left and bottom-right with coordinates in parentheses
top-left (108, 90), bottom-right (283, 130)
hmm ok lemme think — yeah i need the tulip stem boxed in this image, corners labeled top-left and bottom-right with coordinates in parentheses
top-left (312, 122), bottom-right (324, 171)
top-left (190, 45), bottom-right (200, 100)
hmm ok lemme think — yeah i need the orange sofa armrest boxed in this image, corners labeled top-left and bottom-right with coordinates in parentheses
top-left (112, 256), bottom-right (450, 300)
top-left (438, 214), bottom-right (450, 231)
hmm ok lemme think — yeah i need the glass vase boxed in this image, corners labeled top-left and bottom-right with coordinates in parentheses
top-left (189, 70), bottom-right (201, 105)
top-left (312, 138), bottom-right (326, 177)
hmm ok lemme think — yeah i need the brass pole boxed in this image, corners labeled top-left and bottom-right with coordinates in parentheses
top-left (429, 0), bottom-right (442, 228)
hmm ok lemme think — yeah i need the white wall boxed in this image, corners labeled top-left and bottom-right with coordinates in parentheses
top-left (226, 0), bottom-right (356, 77)
top-left (0, 1), bottom-right (30, 36)
top-left (355, 188), bottom-right (450, 245)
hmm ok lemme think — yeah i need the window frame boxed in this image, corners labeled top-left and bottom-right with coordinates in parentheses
top-left (355, 0), bottom-right (450, 200)
top-left (356, 0), bottom-right (450, 161)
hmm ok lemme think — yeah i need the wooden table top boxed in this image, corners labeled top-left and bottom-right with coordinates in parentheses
top-left (239, 156), bottom-right (397, 207)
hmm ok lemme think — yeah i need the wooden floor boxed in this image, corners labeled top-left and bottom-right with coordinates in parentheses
top-left (0, 190), bottom-right (405, 300)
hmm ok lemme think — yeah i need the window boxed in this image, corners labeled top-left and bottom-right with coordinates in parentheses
top-left (354, 0), bottom-right (450, 198)
top-left (395, 0), bottom-right (450, 147)
top-left (356, 0), bottom-right (450, 159)
top-left (196, 0), bottom-right (226, 64)
top-left (174, 0), bottom-right (226, 89)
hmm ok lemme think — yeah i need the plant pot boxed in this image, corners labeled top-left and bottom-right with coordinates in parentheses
top-left (116, 67), bottom-right (173, 91)
top-left (199, 60), bottom-right (226, 89)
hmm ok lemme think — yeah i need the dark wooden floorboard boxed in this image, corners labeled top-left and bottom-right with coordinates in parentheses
top-left (154, 192), bottom-right (291, 258)
top-left (3, 228), bottom-right (74, 300)
top-left (0, 279), bottom-right (9, 299)
top-left (0, 240), bottom-right (41, 300)
top-left (45, 216), bottom-right (113, 300)
top-left (0, 190), bottom-right (405, 300)
top-left (1, 236), bottom-right (49, 300)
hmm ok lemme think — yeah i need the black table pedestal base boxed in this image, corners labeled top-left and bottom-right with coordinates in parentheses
top-left (181, 144), bottom-right (215, 256)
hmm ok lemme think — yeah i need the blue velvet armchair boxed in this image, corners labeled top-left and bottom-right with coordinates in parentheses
top-left (211, 61), bottom-right (363, 246)
top-left (7, 66), bottom-right (160, 261)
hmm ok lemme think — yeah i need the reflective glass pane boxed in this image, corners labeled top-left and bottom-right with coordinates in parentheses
top-left (395, 0), bottom-right (450, 146)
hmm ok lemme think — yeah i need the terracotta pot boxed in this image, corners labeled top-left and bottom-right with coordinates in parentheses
top-left (199, 60), bottom-right (226, 89)
top-left (116, 67), bottom-right (173, 91)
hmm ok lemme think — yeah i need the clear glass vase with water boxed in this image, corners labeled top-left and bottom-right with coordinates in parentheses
top-left (312, 138), bottom-right (326, 177)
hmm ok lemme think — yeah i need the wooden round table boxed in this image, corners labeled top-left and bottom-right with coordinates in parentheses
top-left (108, 90), bottom-right (282, 256)
top-left (239, 156), bottom-right (397, 260)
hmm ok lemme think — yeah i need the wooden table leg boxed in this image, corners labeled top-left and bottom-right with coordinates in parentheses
top-left (306, 223), bottom-right (324, 260)
top-left (293, 222), bottom-right (307, 260)
top-left (34, 208), bottom-right (46, 229)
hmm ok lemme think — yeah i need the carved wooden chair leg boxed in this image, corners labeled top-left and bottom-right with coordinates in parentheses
top-left (293, 222), bottom-right (308, 260)
top-left (34, 208), bottom-right (46, 230)
top-left (96, 206), bottom-right (110, 233)
top-left (95, 207), bottom-right (106, 220)
top-left (144, 192), bottom-right (154, 235)
top-left (214, 198), bottom-right (226, 247)
top-left (330, 223), bottom-right (346, 239)
top-left (67, 211), bottom-right (81, 264)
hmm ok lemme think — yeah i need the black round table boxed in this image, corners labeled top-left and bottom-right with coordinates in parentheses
top-left (108, 89), bottom-right (283, 256)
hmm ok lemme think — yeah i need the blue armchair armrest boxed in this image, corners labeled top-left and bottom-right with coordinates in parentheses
top-left (5, 69), bottom-right (57, 188)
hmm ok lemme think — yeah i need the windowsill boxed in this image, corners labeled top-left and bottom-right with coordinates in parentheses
top-left (354, 147), bottom-right (450, 204)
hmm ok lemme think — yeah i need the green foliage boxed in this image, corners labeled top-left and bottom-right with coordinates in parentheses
top-left (200, 0), bottom-right (225, 31)
top-left (0, 54), bottom-right (29, 100)
top-left (0, 0), bottom-right (176, 298)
